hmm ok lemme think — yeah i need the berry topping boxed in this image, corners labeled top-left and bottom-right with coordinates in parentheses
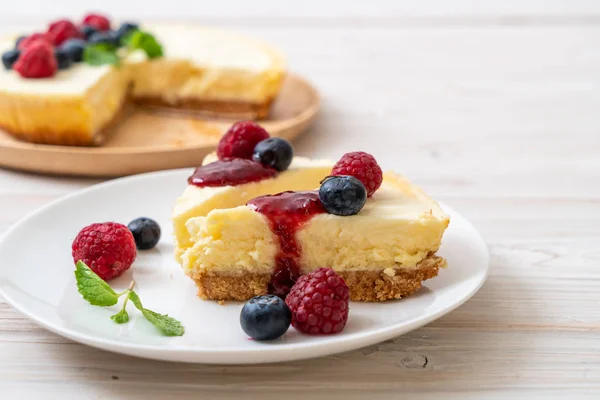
top-left (240, 295), bottom-right (292, 340)
top-left (88, 31), bottom-right (120, 47)
top-left (61, 38), bottom-right (86, 62)
top-left (47, 19), bottom-right (82, 46)
top-left (319, 175), bottom-right (367, 216)
top-left (116, 22), bottom-right (139, 40)
top-left (216, 121), bottom-right (270, 160)
top-left (248, 191), bottom-right (326, 297)
top-left (127, 218), bottom-right (161, 250)
top-left (14, 42), bottom-right (57, 79)
top-left (80, 25), bottom-right (99, 40)
top-left (286, 268), bottom-right (350, 335)
top-left (2, 49), bottom-right (20, 70)
top-left (54, 48), bottom-right (72, 70)
top-left (331, 151), bottom-right (383, 197)
top-left (18, 33), bottom-right (52, 50)
top-left (71, 222), bottom-right (137, 281)
top-left (82, 14), bottom-right (111, 32)
top-left (253, 137), bottom-right (294, 172)
top-left (188, 159), bottom-right (278, 188)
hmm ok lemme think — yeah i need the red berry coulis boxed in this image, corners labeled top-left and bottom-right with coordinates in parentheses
top-left (247, 191), bottom-right (326, 297)
top-left (188, 159), bottom-right (278, 188)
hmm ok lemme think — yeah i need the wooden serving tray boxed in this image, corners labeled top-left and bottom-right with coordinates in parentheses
top-left (0, 74), bottom-right (319, 177)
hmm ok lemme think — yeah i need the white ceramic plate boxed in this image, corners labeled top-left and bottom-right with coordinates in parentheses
top-left (0, 169), bottom-right (489, 364)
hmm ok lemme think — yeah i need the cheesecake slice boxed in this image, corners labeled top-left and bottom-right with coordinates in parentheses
top-left (0, 24), bottom-right (285, 145)
top-left (177, 157), bottom-right (450, 302)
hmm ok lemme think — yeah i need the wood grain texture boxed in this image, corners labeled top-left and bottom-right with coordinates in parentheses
top-left (0, 1), bottom-right (599, 398)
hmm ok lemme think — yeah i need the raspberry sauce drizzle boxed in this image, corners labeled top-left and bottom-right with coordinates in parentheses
top-left (188, 159), bottom-right (278, 188)
top-left (247, 191), bottom-right (326, 298)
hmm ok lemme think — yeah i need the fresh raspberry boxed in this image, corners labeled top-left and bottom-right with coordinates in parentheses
top-left (47, 19), bottom-right (82, 46)
top-left (14, 42), bottom-right (57, 79)
top-left (17, 33), bottom-right (52, 50)
top-left (82, 14), bottom-right (111, 32)
top-left (216, 121), bottom-right (270, 161)
top-left (285, 268), bottom-right (349, 334)
top-left (72, 222), bottom-right (137, 281)
top-left (331, 151), bottom-right (383, 197)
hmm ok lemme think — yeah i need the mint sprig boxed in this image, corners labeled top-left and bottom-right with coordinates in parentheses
top-left (74, 261), bottom-right (184, 336)
top-left (128, 291), bottom-right (185, 336)
top-left (83, 44), bottom-right (120, 66)
top-left (83, 29), bottom-right (163, 66)
top-left (122, 30), bottom-right (163, 59)
top-left (75, 261), bottom-right (119, 306)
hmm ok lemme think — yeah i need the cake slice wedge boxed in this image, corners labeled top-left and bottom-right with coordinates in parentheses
top-left (181, 171), bottom-right (450, 302)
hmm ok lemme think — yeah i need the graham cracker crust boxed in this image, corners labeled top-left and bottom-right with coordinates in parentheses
top-left (133, 96), bottom-right (276, 120)
top-left (191, 254), bottom-right (446, 302)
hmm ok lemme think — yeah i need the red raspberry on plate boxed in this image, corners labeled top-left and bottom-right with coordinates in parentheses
top-left (217, 121), bottom-right (270, 161)
top-left (14, 42), bottom-right (57, 79)
top-left (72, 222), bottom-right (137, 281)
top-left (82, 14), bottom-right (111, 32)
top-left (331, 151), bottom-right (383, 197)
top-left (47, 19), bottom-right (82, 46)
top-left (285, 268), bottom-right (350, 334)
top-left (17, 33), bottom-right (52, 50)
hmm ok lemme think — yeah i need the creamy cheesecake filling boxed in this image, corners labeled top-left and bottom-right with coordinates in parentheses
top-left (181, 173), bottom-right (450, 277)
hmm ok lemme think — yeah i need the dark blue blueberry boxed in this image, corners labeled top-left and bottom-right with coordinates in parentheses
top-left (2, 49), bottom-right (20, 70)
top-left (252, 138), bottom-right (294, 172)
top-left (88, 30), bottom-right (120, 47)
top-left (61, 38), bottom-right (86, 62)
top-left (80, 25), bottom-right (99, 40)
top-left (127, 218), bottom-right (161, 250)
top-left (240, 295), bottom-right (291, 340)
top-left (15, 35), bottom-right (26, 48)
top-left (54, 48), bottom-right (73, 70)
top-left (319, 175), bottom-right (367, 216)
top-left (116, 22), bottom-right (139, 41)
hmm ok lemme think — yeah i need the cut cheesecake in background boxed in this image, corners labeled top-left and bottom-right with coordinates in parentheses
top-left (174, 152), bottom-right (450, 302)
top-left (0, 24), bottom-right (285, 146)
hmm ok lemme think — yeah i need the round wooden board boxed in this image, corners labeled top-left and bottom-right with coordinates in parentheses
top-left (0, 74), bottom-right (319, 177)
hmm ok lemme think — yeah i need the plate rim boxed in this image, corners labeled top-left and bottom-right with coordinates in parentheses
top-left (0, 169), bottom-right (489, 364)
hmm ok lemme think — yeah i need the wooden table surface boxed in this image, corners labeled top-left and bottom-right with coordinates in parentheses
top-left (1, 1), bottom-right (599, 398)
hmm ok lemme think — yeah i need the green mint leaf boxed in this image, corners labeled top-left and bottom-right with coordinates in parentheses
top-left (83, 44), bottom-right (120, 66)
top-left (129, 291), bottom-right (184, 336)
top-left (120, 29), bottom-right (138, 47)
top-left (126, 30), bottom-right (163, 59)
top-left (110, 308), bottom-right (130, 324)
top-left (74, 261), bottom-right (119, 306)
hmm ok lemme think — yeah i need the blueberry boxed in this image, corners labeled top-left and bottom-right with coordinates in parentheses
top-left (319, 175), bottom-right (367, 216)
top-left (88, 30), bottom-right (120, 47)
top-left (2, 49), bottom-right (20, 70)
top-left (80, 25), bottom-right (99, 40)
top-left (127, 218), bottom-right (161, 250)
top-left (240, 295), bottom-right (291, 340)
top-left (15, 35), bottom-right (26, 48)
top-left (252, 138), bottom-right (294, 172)
top-left (54, 48), bottom-right (73, 70)
top-left (61, 39), bottom-right (86, 62)
top-left (116, 22), bottom-right (139, 41)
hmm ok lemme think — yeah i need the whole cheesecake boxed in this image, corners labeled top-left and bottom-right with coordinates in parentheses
top-left (0, 19), bottom-right (285, 146)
